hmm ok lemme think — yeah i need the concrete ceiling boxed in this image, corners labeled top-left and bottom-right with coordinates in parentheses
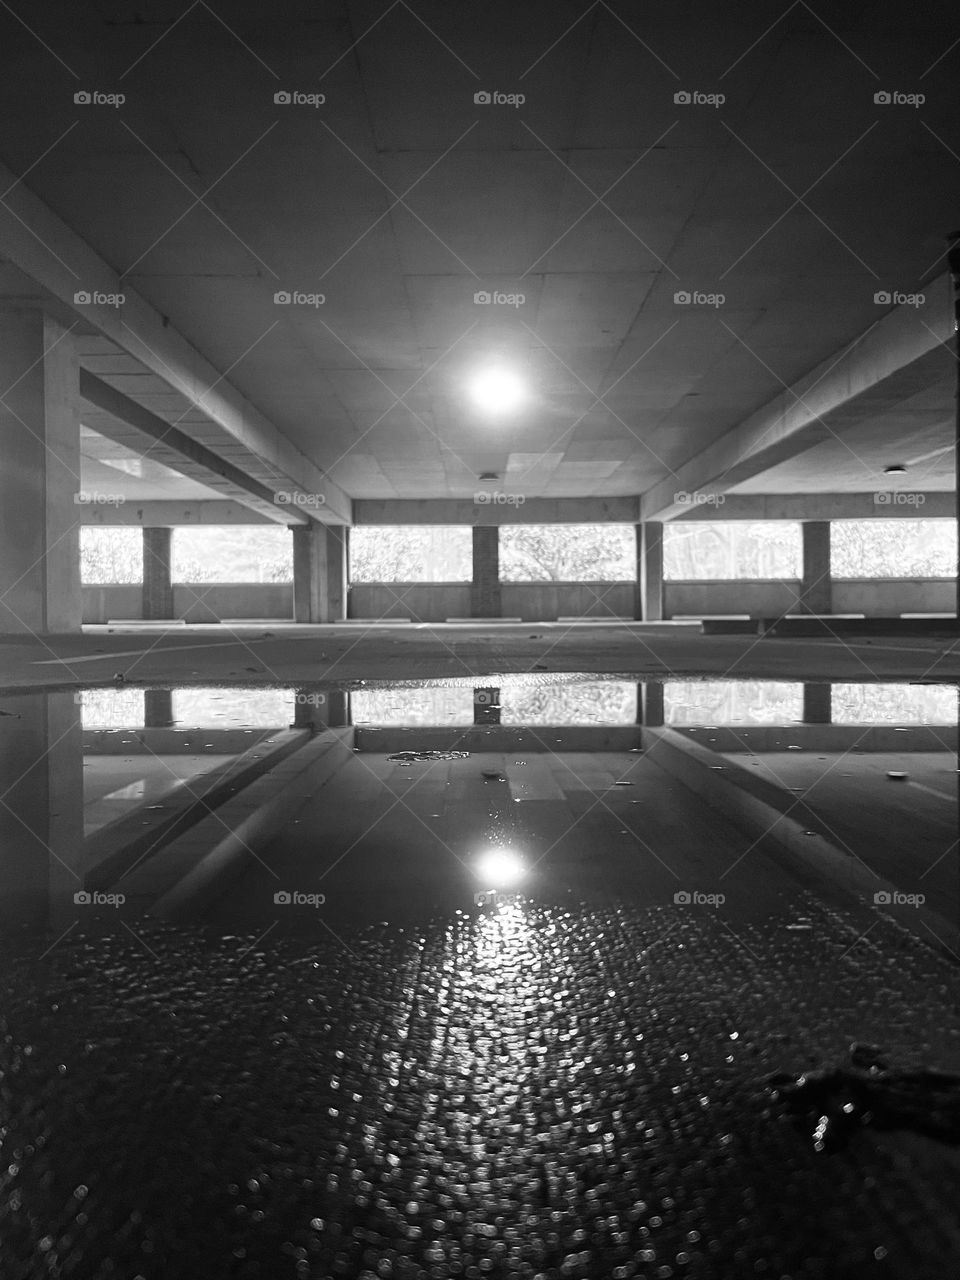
top-left (1, 0), bottom-right (958, 504)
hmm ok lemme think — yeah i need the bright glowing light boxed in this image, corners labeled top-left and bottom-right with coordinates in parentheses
top-left (475, 848), bottom-right (526, 889)
top-left (469, 367), bottom-right (527, 415)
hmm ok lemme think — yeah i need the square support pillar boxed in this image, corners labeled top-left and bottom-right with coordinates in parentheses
top-left (0, 312), bottom-right (81, 633)
top-left (293, 525), bottom-right (322, 622)
top-left (293, 524), bottom-right (347, 622)
top-left (0, 691), bottom-right (84, 930)
top-left (471, 526), bottom-right (501, 618)
top-left (800, 521), bottom-right (832, 615)
top-left (324, 526), bottom-right (347, 621)
top-left (636, 522), bottom-right (664, 621)
top-left (142, 527), bottom-right (174, 620)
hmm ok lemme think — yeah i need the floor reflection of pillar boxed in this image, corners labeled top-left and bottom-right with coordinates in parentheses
top-left (294, 688), bottom-right (349, 729)
top-left (642, 680), bottom-right (665, 727)
top-left (144, 688), bottom-right (174, 728)
top-left (0, 691), bottom-right (85, 933)
top-left (474, 687), bottom-right (501, 725)
top-left (803, 683), bottom-right (832, 724)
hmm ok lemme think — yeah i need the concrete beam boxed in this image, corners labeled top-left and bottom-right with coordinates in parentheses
top-left (78, 500), bottom-right (278, 526)
top-left (354, 497), bottom-right (640, 525)
top-left (672, 492), bottom-right (955, 521)
top-left (642, 275), bottom-right (954, 521)
top-left (0, 160), bottom-right (351, 524)
top-left (80, 370), bottom-right (310, 526)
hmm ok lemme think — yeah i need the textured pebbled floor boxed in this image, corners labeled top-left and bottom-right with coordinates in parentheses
top-left (1, 897), bottom-right (959, 1279)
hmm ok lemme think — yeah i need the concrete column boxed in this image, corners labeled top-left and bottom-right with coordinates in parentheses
top-left (471, 526), bottom-right (501, 618)
top-left (293, 525), bottom-right (322, 622)
top-left (324, 526), bottom-right (347, 621)
top-left (293, 525), bottom-right (347, 622)
top-left (636, 522), bottom-right (664, 621)
top-left (803, 683), bottom-right (832, 724)
top-left (142, 527), bottom-right (174, 619)
top-left (0, 691), bottom-right (84, 931)
top-left (948, 233), bottom-right (960, 624)
top-left (0, 311), bottom-right (81, 634)
top-left (800, 521), bottom-right (832, 615)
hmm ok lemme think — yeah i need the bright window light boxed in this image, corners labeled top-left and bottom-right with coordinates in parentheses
top-left (469, 367), bottom-right (527, 415)
top-left (475, 848), bottom-right (526, 889)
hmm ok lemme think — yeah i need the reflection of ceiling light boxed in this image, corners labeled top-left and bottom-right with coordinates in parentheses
top-left (475, 848), bottom-right (525, 889)
top-left (883, 464), bottom-right (907, 475)
top-left (469, 368), bottom-right (526, 415)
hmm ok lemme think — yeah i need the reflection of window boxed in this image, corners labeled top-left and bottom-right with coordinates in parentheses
top-left (832, 684), bottom-right (957, 725)
top-left (79, 688), bottom-right (145, 728)
top-left (664, 681), bottom-right (803, 725)
top-left (499, 525), bottom-right (635, 582)
top-left (171, 688), bottom-right (295, 727)
top-left (351, 688), bottom-right (474, 725)
top-left (350, 527), bottom-right (472, 583)
top-left (831, 520), bottom-right (956, 579)
top-left (80, 527), bottom-right (143, 584)
top-left (663, 522), bottom-right (801, 580)
top-left (172, 527), bottom-right (293, 583)
top-left (500, 681), bottom-right (637, 724)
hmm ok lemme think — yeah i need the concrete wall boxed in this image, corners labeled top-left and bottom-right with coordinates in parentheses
top-left (665, 581), bottom-right (802, 617)
top-left (348, 582), bottom-right (635, 621)
top-left (831, 579), bottom-right (954, 615)
top-left (500, 582), bottom-right (635, 620)
top-left (82, 577), bottom-right (956, 623)
top-left (348, 583), bottom-right (471, 621)
top-left (82, 583), bottom-right (293, 623)
top-left (665, 579), bottom-right (953, 618)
